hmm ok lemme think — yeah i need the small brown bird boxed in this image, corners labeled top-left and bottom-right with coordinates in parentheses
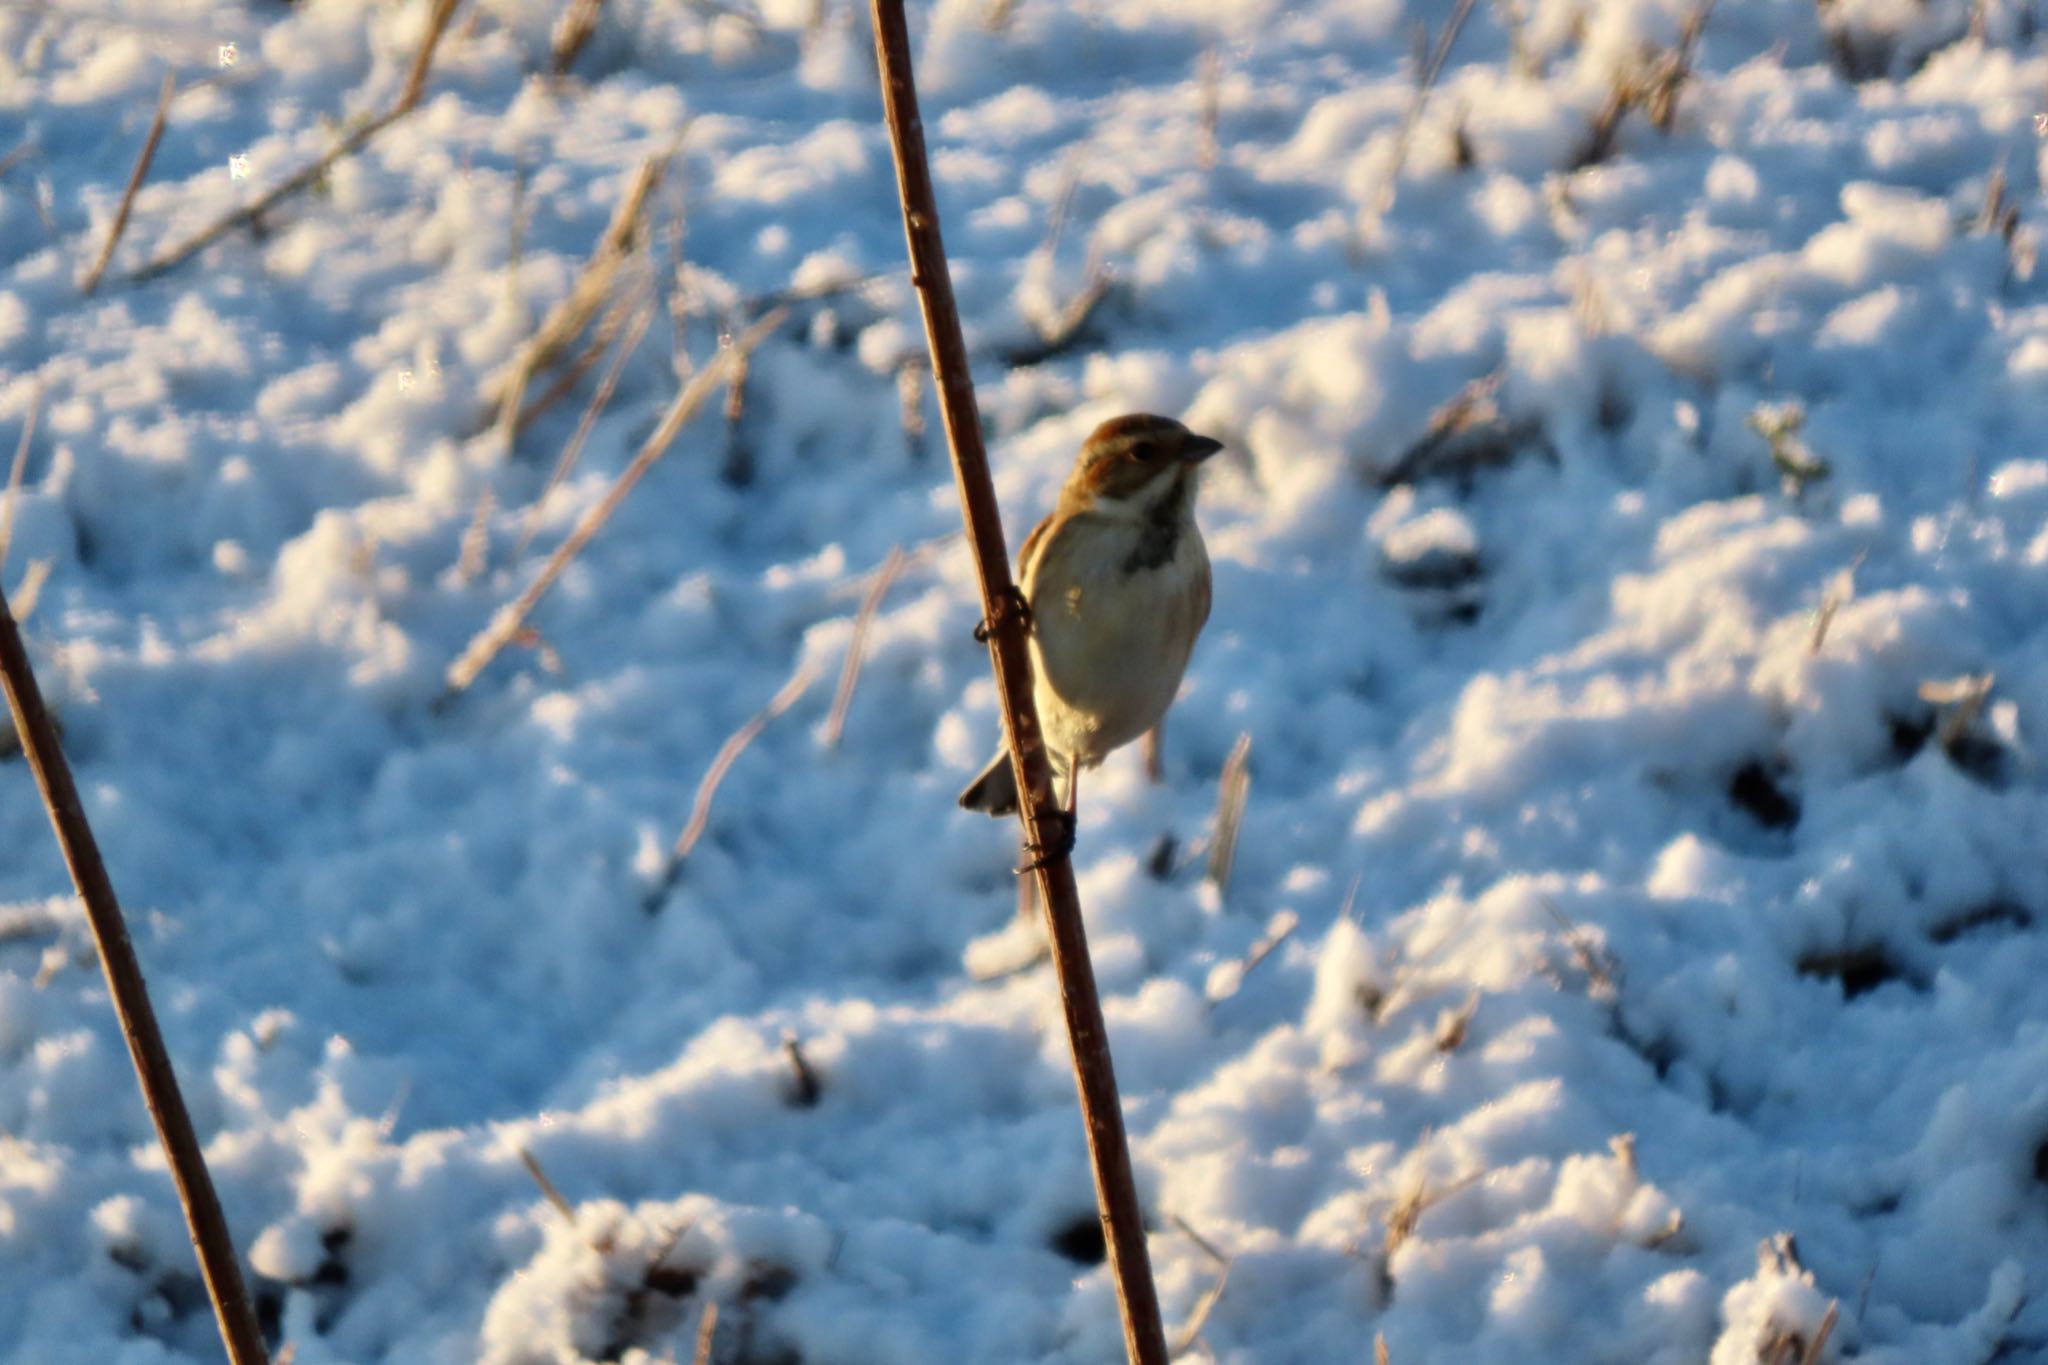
top-left (959, 413), bottom-right (1221, 835)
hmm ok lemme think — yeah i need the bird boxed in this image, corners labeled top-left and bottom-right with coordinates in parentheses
top-left (958, 412), bottom-right (1221, 851)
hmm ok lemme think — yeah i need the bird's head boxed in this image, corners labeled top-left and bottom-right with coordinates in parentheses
top-left (1069, 413), bottom-right (1225, 508)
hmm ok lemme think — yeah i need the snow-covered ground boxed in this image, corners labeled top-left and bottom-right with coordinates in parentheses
top-left (4, 0), bottom-right (2048, 1359)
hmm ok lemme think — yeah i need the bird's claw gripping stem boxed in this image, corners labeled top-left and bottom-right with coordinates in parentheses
top-left (973, 585), bottom-right (1031, 643)
top-left (1014, 808), bottom-right (1077, 874)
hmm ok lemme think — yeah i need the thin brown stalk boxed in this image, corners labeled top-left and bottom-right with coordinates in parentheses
top-left (693, 1301), bottom-right (720, 1365)
top-left (0, 139), bottom-right (34, 181)
top-left (514, 298), bottom-right (657, 557)
top-left (1, 384), bottom-right (42, 571)
top-left (550, 0), bottom-right (608, 74)
top-left (455, 488), bottom-right (495, 583)
top-left (396, 0), bottom-right (467, 111)
top-left (1169, 1212), bottom-right (1228, 1266)
top-left (1799, 1301), bottom-right (1838, 1364)
top-left (782, 1032), bottom-right (822, 1106)
top-left (0, 588), bottom-right (269, 1364)
top-left (512, 280), bottom-right (645, 438)
top-left (1141, 721), bottom-right (1163, 783)
top-left (442, 308), bottom-right (784, 698)
top-left (646, 653), bottom-right (823, 902)
top-left (80, 71), bottom-right (174, 295)
top-left (1205, 732), bottom-right (1252, 895)
top-left (130, 0), bottom-right (464, 283)
top-left (1005, 263), bottom-right (1113, 367)
top-left (517, 1146), bottom-right (580, 1228)
top-left (1171, 1259), bottom-right (1230, 1356)
top-left (869, 4), bottom-right (1168, 1360)
top-left (1205, 908), bottom-right (1298, 1005)
top-left (820, 545), bottom-right (907, 749)
top-left (487, 149), bottom-right (674, 444)
top-left (1367, 0), bottom-right (1480, 224)
top-left (11, 559), bottom-right (51, 622)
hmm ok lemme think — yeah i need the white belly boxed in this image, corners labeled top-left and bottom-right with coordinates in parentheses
top-left (1023, 514), bottom-right (1209, 768)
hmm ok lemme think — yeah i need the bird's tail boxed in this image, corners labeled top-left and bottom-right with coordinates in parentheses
top-left (957, 750), bottom-right (1020, 816)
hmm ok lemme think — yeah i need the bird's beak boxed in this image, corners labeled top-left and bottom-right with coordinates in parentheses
top-left (1180, 433), bottom-right (1225, 463)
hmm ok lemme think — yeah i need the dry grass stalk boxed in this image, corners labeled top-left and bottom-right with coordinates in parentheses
top-left (551, 0), bottom-right (608, 74)
top-left (1378, 372), bottom-right (1542, 488)
top-left (1573, 0), bottom-right (1712, 169)
top-left (10, 560), bottom-right (52, 623)
top-left (1141, 721), bottom-right (1163, 783)
top-left (486, 149), bottom-right (676, 446)
top-left (443, 308), bottom-right (784, 697)
top-left (1205, 732), bottom-right (1253, 895)
top-left (455, 488), bottom-right (495, 583)
top-left (1169, 1213), bottom-right (1228, 1266)
top-left (518, 1146), bottom-right (580, 1229)
top-left (1376, 1334), bottom-right (1391, 1365)
top-left (1433, 991), bottom-right (1479, 1051)
top-left (1807, 553), bottom-right (1863, 654)
top-left (1171, 1260), bottom-right (1230, 1356)
top-left (131, 0), bottom-right (465, 282)
top-left (693, 1301), bottom-right (720, 1365)
top-left (1800, 1302), bottom-right (1840, 1365)
top-left (0, 384), bottom-right (42, 571)
top-left (0, 139), bottom-right (34, 182)
top-left (821, 545), bottom-right (908, 749)
top-left (79, 72), bottom-right (174, 295)
top-left (718, 344), bottom-right (754, 486)
top-left (514, 297), bottom-right (657, 557)
top-left (1206, 908), bottom-right (1299, 1006)
top-left (645, 653), bottom-right (823, 903)
top-left (1366, 0), bottom-right (1480, 225)
top-left (513, 279), bottom-right (647, 437)
top-left (1006, 262), bottom-right (1114, 367)
top-left (0, 588), bottom-right (270, 1363)
top-left (782, 1032), bottom-right (822, 1106)
top-left (870, 1), bottom-right (1168, 1354)
top-left (1920, 672), bottom-right (1994, 751)
top-left (1539, 897), bottom-right (1619, 1000)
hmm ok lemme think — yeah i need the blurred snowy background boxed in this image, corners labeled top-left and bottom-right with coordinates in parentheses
top-left (3, 0), bottom-right (2047, 1360)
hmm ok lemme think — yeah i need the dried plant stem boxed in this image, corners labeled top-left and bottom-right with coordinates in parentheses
top-left (1367, 0), bottom-right (1479, 224)
top-left (550, 0), bottom-right (608, 73)
top-left (647, 653), bottom-right (823, 901)
top-left (80, 72), bottom-right (174, 295)
top-left (1205, 732), bottom-right (1252, 894)
top-left (1, 384), bottom-right (42, 571)
top-left (821, 545), bottom-right (907, 749)
top-left (514, 297), bottom-right (657, 557)
top-left (131, 0), bottom-right (464, 283)
top-left (0, 587), bottom-right (269, 1365)
top-left (512, 281), bottom-right (645, 438)
top-left (869, 4), bottom-right (1168, 1360)
top-left (517, 1146), bottom-right (580, 1228)
top-left (487, 149), bottom-right (675, 446)
top-left (693, 1302), bottom-right (719, 1365)
top-left (442, 309), bottom-right (784, 698)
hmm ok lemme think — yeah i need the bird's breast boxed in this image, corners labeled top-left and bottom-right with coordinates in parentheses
top-left (1022, 513), bottom-right (1210, 765)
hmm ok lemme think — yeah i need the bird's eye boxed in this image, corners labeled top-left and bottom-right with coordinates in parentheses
top-left (1129, 440), bottom-right (1158, 462)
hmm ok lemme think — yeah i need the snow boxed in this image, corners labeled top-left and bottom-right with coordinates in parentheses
top-left (3, 0), bottom-right (2048, 1359)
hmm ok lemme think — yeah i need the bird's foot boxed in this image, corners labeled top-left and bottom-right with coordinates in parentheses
top-left (1014, 808), bottom-right (1077, 874)
top-left (973, 585), bottom-right (1032, 643)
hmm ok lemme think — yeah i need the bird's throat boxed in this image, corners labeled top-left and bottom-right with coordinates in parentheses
top-left (1121, 472), bottom-right (1191, 573)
